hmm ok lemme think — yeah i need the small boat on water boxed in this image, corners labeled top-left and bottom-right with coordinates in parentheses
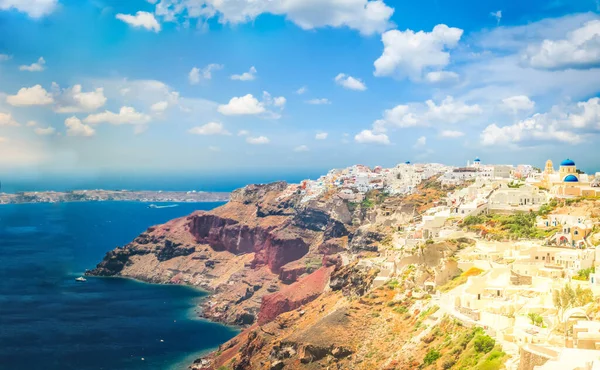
top-left (75, 277), bottom-right (87, 282)
top-left (148, 204), bottom-right (178, 209)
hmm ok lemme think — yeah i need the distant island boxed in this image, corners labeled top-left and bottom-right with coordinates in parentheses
top-left (0, 189), bottom-right (230, 205)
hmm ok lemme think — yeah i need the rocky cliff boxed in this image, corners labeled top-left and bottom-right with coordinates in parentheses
top-left (89, 178), bottom-right (465, 370)
top-left (88, 182), bottom-right (355, 326)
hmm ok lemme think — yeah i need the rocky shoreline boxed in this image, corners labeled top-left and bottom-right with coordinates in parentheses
top-left (87, 179), bottom-right (462, 369)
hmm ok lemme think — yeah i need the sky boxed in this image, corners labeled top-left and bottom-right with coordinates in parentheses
top-left (0, 0), bottom-right (600, 179)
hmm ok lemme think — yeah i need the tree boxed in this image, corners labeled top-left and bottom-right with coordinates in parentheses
top-left (528, 313), bottom-right (544, 327)
top-left (553, 283), bottom-right (594, 315)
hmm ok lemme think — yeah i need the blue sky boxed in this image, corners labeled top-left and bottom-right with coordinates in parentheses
top-left (0, 0), bottom-right (599, 178)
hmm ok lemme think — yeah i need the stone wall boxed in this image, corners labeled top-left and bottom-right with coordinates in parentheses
top-left (517, 345), bottom-right (558, 370)
top-left (457, 306), bottom-right (481, 321)
top-left (511, 272), bottom-right (533, 286)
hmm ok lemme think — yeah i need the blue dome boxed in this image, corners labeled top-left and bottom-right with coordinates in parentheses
top-left (561, 159), bottom-right (575, 166)
top-left (474, 157), bottom-right (481, 162)
top-left (405, 161), bottom-right (411, 164)
top-left (564, 174), bottom-right (579, 183)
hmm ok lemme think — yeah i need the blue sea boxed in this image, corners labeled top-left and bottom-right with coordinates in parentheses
top-left (0, 201), bottom-right (238, 370)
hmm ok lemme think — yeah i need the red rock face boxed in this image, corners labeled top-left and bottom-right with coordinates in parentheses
top-left (188, 213), bottom-right (309, 273)
top-left (257, 266), bottom-right (333, 325)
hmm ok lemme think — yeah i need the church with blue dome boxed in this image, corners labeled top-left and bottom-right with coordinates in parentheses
top-left (536, 158), bottom-right (600, 197)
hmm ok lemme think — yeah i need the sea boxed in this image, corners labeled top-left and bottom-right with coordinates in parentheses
top-left (0, 201), bottom-right (237, 370)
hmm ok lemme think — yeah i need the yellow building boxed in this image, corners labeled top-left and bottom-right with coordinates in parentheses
top-left (537, 158), bottom-right (600, 197)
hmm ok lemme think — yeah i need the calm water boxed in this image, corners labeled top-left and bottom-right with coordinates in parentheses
top-left (0, 201), bottom-right (237, 370)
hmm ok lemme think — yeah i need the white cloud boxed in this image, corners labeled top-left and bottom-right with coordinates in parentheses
top-left (149, 0), bottom-right (394, 36)
top-left (294, 145), bottom-right (309, 152)
top-left (53, 84), bottom-right (107, 113)
top-left (296, 86), bottom-right (308, 95)
top-left (334, 73), bottom-right (367, 91)
top-left (439, 130), bottom-right (465, 138)
top-left (218, 92), bottom-right (285, 117)
top-left (189, 63), bottom-right (223, 84)
top-left (34, 126), bottom-right (56, 136)
top-left (188, 122), bottom-right (231, 135)
top-left (374, 24), bottom-right (463, 80)
top-left (246, 136), bottom-right (270, 145)
top-left (490, 10), bottom-right (502, 25)
top-left (19, 57), bottom-right (46, 72)
top-left (150, 101), bottom-right (169, 112)
top-left (231, 66), bottom-right (257, 81)
top-left (237, 129), bottom-right (250, 136)
top-left (6, 85), bottom-right (54, 106)
top-left (0, 54), bottom-right (12, 61)
top-left (425, 71), bottom-right (459, 84)
top-left (0, 112), bottom-right (20, 126)
top-left (84, 106), bottom-right (152, 125)
top-left (480, 97), bottom-right (600, 147)
top-left (116, 11), bottom-right (161, 32)
top-left (413, 136), bottom-right (426, 147)
top-left (501, 95), bottom-right (535, 113)
top-left (373, 96), bottom-right (482, 132)
top-left (315, 132), bottom-right (328, 140)
top-left (355, 129), bottom-right (390, 144)
top-left (524, 20), bottom-right (600, 70)
top-left (26, 121), bottom-right (37, 127)
top-left (306, 98), bottom-right (331, 105)
top-left (0, 0), bottom-right (57, 18)
top-left (208, 146), bottom-right (220, 152)
top-left (218, 94), bottom-right (265, 115)
top-left (65, 117), bottom-right (95, 137)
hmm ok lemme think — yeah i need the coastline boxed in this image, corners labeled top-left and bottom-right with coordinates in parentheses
top-left (0, 190), bottom-right (230, 205)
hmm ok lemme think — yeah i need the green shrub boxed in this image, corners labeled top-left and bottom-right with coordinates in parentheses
top-left (423, 349), bottom-right (441, 366)
top-left (473, 334), bottom-right (495, 354)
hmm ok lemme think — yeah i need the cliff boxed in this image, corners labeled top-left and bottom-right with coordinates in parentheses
top-left (88, 182), bottom-right (355, 326)
top-left (89, 178), bottom-right (470, 369)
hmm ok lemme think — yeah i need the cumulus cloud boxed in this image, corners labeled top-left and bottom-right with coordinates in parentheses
top-left (218, 94), bottom-right (265, 115)
top-left (439, 130), bottom-right (465, 138)
top-left (188, 122), bottom-right (231, 135)
top-left (425, 71), bottom-right (459, 84)
top-left (246, 136), bottom-right (270, 145)
top-left (355, 129), bottom-right (390, 144)
top-left (374, 24), bottom-right (463, 80)
top-left (218, 92), bottom-right (285, 117)
top-left (0, 0), bottom-right (57, 18)
top-left (34, 126), bottom-right (56, 136)
top-left (150, 0), bottom-right (394, 35)
top-left (0, 112), bottom-right (20, 126)
top-left (150, 101), bottom-right (169, 113)
top-left (294, 145), bottom-right (309, 152)
top-left (189, 63), bottom-right (223, 84)
top-left (334, 73), bottom-right (367, 91)
top-left (231, 66), bottom-right (257, 81)
top-left (524, 20), bottom-right (600, 70)
top-left (306, 98), bottom-right (331, 105)
top-left (6, 85), bottom-right (54, 106)
top-left (26, 121), bottom-right (37, 127)
top-left (315, 132), bottom-right (328, 140)
top-left (84, 106), bottom-right (152, 125)
top-left (237, 130), bottom-right (250, 136)
top-left (501, 95), bottom-right (535, 113)
top-left (373, 96), bottom-right (482, 132)
top-left (19, 57), bottom-right (46, 72)
top-left (0, 54), bottom-right (11, 61)
top-left (116, 11), bottom-right (161, 32)
top-left (480, 97), bottom-right (600, 146)
top-left (65, 117), bottom-right (95, 137)
top-left (296, 86), bottom-right (308, 95)
top-left (53, 84), bottom-right (107, 113)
